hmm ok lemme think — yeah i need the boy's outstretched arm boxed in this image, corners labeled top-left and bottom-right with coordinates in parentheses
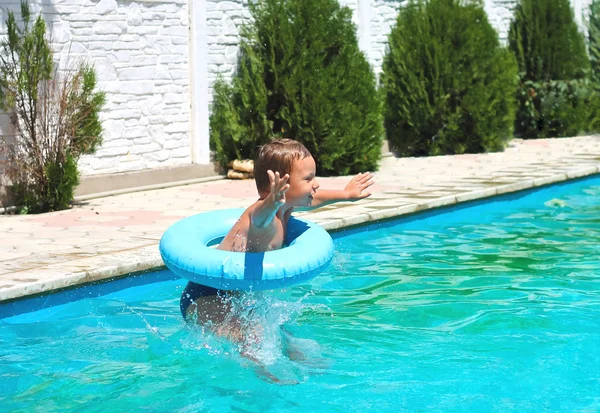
top-left (309, 172), bottom-right (374, 209)
top-left (251, 170), bottom-right (289, 228)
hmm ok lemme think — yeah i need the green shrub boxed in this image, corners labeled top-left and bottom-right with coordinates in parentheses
top-left (509, 0), bottom-right (594, 138)
top-left (381, 0), bottom-right (518, 157)
top-left (209, 0), bottom-right (383, 176)
top-left (16, 153), bottom-right (79, 214)
top-left (0, 2), bottom-right (105, 213)
top-left (517, 78), bottom-right (598, 138)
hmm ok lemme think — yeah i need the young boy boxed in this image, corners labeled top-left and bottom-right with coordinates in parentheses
top-left (180, 138), bottom-right (374, 340)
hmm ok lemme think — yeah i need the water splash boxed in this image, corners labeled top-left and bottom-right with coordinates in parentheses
top-left (174, 289), bottom-right (328, 383)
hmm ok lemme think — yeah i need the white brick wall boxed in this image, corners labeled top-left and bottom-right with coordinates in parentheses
top-left (205, 0), bottom-right (251, 102)
top-left (0, 0), bottom-right (593, 180)
top-left (0, 0), bottom-right (191, 177)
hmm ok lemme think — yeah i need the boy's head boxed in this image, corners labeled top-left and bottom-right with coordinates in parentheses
top-left (254, 138), bottom-right (312, 196)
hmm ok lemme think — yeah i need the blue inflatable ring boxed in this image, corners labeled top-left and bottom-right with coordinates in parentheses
top-left (159, 208), bottom-right (334, 291)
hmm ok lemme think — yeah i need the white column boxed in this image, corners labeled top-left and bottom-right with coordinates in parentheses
top-left (190, 0), bottom-right (210, 164)
top-left (357, 0), bottom-right (372, 61)
top-left (573, 0), bottom-right (592, 31)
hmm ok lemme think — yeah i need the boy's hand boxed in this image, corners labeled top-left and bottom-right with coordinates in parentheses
top-left (267, 170), bottom-right (290, 206)
top-left (343, 172), bottom-right (375, 200)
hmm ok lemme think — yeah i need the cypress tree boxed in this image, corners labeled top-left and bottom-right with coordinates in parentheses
top-left (381, 0), bottom-right (518, 157)
top-left (209, 0), bottom-right (383, 176)
top-left (509, 0), bottom-right (594, 138)
top-left (509, 0), bottom-right (589, 82)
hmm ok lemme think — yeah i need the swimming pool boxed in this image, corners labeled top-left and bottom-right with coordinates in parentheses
top-left (1, 175), bottom-right (599, 412)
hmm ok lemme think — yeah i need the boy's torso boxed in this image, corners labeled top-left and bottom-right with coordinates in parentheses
top-left (217, 202), bottom-right (293, 253)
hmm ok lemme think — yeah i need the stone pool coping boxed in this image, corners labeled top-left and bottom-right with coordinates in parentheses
top-left (0, 136), bottom-right (599, 302)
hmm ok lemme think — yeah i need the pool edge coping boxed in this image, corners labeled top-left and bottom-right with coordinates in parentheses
top-left (1, 165), bottom-right (599, 303)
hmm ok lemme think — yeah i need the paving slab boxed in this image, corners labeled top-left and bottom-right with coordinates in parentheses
top-left (0, 136), bottom-right (599, 302)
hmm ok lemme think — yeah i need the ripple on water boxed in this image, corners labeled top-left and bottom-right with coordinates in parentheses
top-left (1, 178), bottom-right (600, 412)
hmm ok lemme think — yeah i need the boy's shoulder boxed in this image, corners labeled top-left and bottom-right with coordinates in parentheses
top-left (242, 200), bottom-right (293, 228)
top-left (242, 199), bottom-right (261, 219)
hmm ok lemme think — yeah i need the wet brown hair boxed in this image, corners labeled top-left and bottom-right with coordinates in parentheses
top-left (254, 138), bottom-right (312, 196)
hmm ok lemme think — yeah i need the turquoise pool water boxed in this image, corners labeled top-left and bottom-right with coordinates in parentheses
top-left (1, 175), bottom-right (599, 412)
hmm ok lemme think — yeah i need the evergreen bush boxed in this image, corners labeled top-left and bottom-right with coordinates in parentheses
top-left (509, 0), bottom-right (595, 138)
top-left (0, 2), bottom-right (105, 213)
top-left (209, 0), bottom-right (383, 176)
top-left (381, 0), bottom-right (518, 157)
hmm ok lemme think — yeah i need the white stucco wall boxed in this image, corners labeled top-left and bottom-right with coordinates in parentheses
top-left (0, 0), bottom-right (594, 180)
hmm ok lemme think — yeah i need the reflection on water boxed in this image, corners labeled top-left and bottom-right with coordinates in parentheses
top-left (1, 178), bottom-right (599, 412)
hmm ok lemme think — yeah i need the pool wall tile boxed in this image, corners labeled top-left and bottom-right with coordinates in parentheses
top-left (566, 166), bottom-right (600, 179)
top-left (533, 174), bottom-right (568, 187)
top-left (455, 188), bottom-right (498, 203)
top-left (496, 180), bottom-right (536, 195)
top-left (423, 195), bottom-right (458, 209)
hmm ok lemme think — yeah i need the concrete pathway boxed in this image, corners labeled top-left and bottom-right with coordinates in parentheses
top-left (1, 136), bottom-right (599, 302)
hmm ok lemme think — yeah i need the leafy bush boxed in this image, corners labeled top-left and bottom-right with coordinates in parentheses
top-left (0, 2), bottom-right (105, 213)
top-left (209, 0), bottom-right (383, 176)
top-left (381, 0), bottom-right (518, 157)
top-left (517, 78), bottom-right (598, 139)
top-left (509, 0), bottom-right (594, 138)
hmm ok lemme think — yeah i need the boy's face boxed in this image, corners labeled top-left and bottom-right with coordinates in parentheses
top-left (286, 156), bottom-right (319, 206)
